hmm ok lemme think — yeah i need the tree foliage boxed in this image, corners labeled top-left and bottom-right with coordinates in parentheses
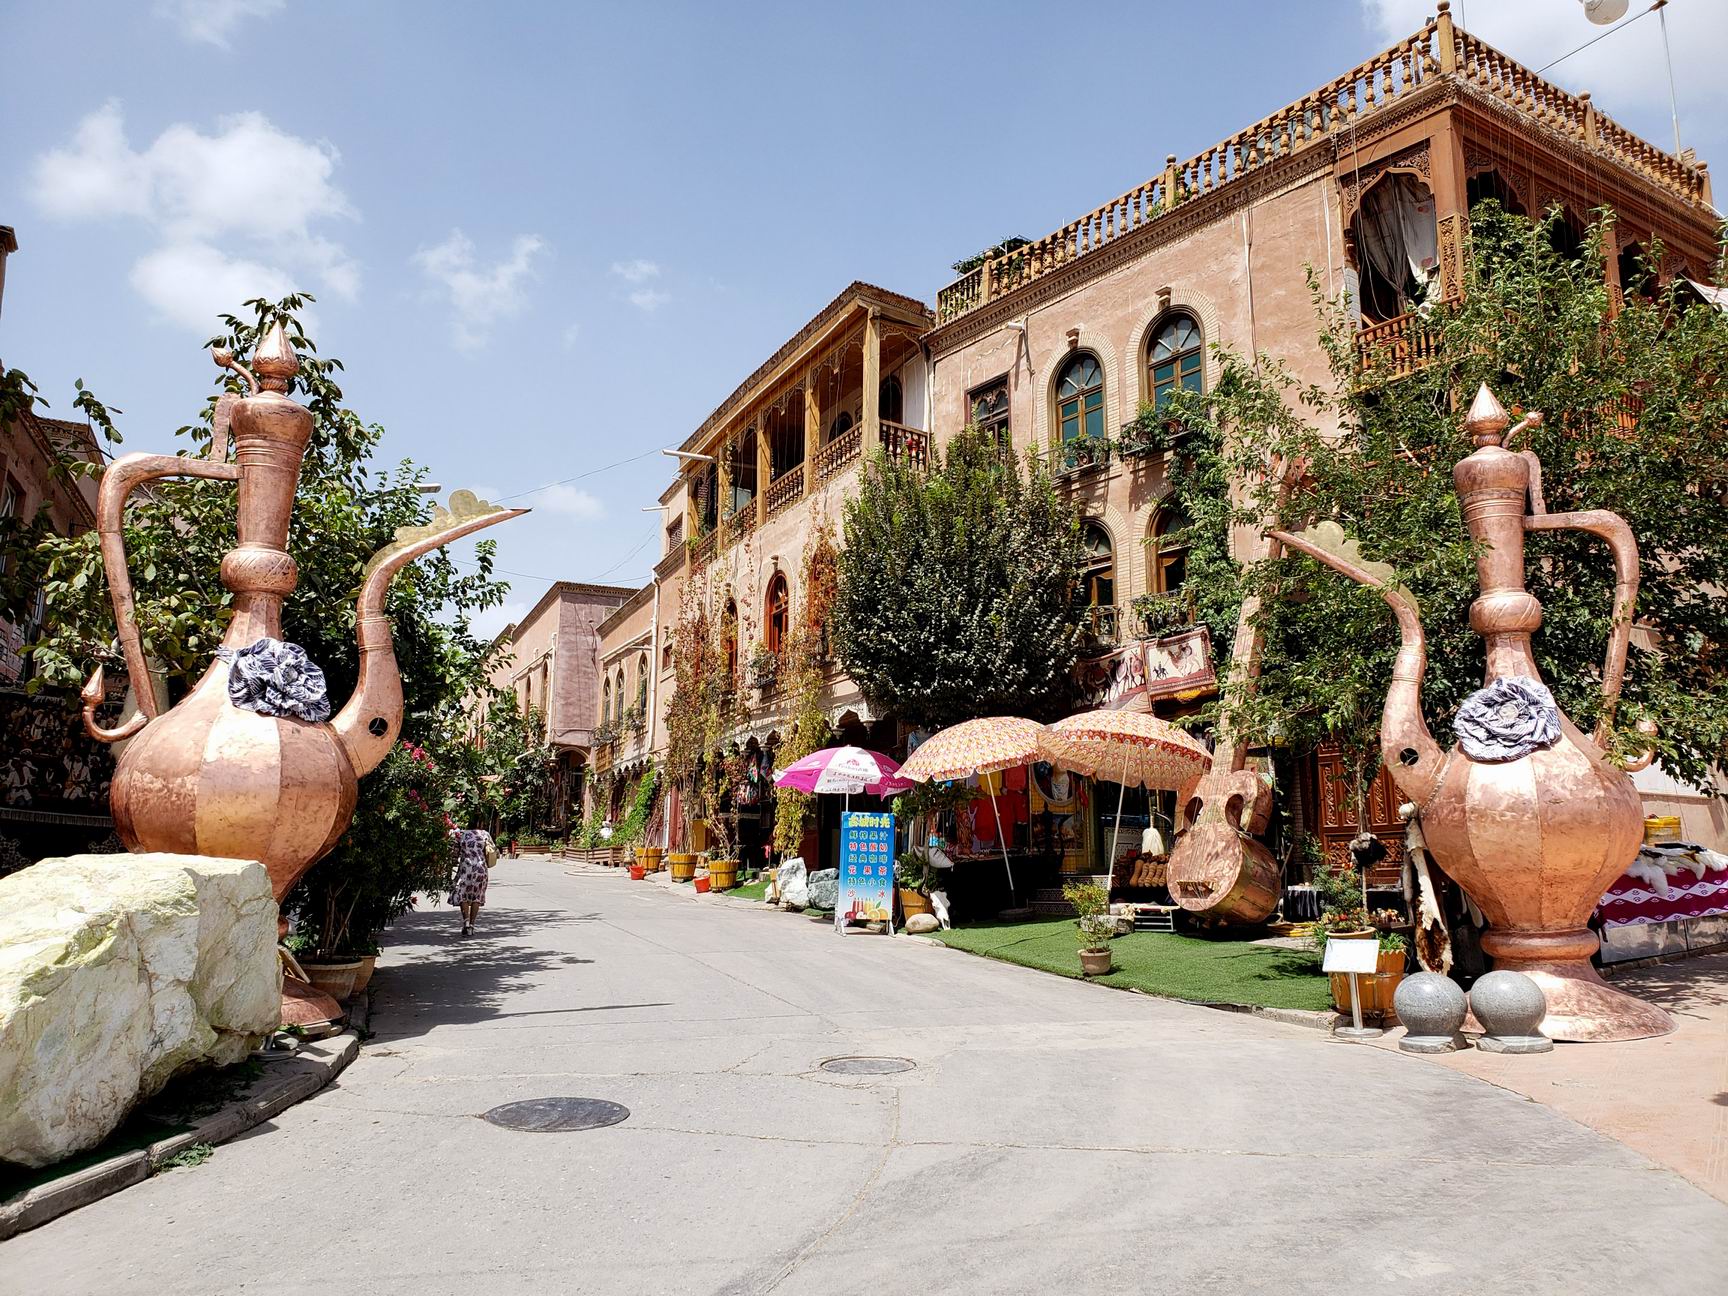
top-left (833, 428), bottom-right (1087, 729)
top-left (1159, 206), bottom-right (1728, 791)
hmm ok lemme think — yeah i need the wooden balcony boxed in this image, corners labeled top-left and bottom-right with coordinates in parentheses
top-left (725, 500), bottom-right (756, 546)
top-left (881, 420), bottom-right (931, 471)
top-left (934, 8), bottom-right (1710, 326)
top-left (765, 468), bottom-right (804, 517)
top-left (814, 425), bottom-right (862, 484)
top-left (1356, 310), bottom-right (1442, 382)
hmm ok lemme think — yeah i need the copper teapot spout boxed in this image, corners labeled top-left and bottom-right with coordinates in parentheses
top-left (1267, 521), bottom-right (1446, 804)
top-left (330, 492), bottom-right (528, 778)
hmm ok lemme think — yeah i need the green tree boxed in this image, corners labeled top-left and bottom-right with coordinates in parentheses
top-left (833, 427), bottom-right (1087, 728)
top-left (0, 295), bottom-right (511, 943)
top-left (1157, 206), bottom-right (1728, 793)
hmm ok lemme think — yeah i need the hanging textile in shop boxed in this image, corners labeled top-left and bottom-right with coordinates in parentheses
top-left (1030, 762), bottom-right (1091, 874)
top-left (1143, 627), bottom-right (1216, 702)
top-left (1073, 642), bottom-right (1150, 712)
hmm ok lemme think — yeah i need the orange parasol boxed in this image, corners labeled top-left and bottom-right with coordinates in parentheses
top-left (1040, 710), bottom-right (1212, 890)
top-left (898, 716), bottom-right (1047, 903)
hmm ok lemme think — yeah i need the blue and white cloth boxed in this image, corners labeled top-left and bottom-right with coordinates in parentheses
top-left (1454, 676), bottom-right (1561, 763)
top-left (217, 637), bottom-right (332, 722)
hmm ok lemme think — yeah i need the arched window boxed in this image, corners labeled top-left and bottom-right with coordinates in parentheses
top-left (1618, 239), bottom-right (1655, 302)
top-left (600, 678), bottom-right (612, 730)
top-left (1148, 504), bottom-right (1189, 594)
top-left (1082, 522), bottom-right (1114, 608)
top-left (1466, 168), bottom-right (1525, 218)
top-left (879, 373), bottom-right (904, 424)
top-left (615, 669), bottom-right (626, 722)
top-left (636, 654), bottom-right (649, 713)
top-left (1055, 354), bottom-right (1104, 442)
top-left (764, 572), bottom-right (789, 656)
top-left (828, 410), bottom-right (853, 443)
top-left (1147, 314), bottom-right (1203, 410)
top-left (723, 599), bottom-right (739, 681)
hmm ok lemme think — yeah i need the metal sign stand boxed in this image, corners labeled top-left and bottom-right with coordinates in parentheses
top-left (1336, 972), bottom-right (1384, 1041)
top-left (1323, 936), bottom-right (1385, 1041)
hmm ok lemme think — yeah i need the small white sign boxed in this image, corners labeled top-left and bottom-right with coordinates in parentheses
top-left (1323, 937), bottom-right (1381, 974)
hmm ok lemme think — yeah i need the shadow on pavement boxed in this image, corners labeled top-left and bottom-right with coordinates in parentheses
top-left (367, 903), bottom-right (594, 1041)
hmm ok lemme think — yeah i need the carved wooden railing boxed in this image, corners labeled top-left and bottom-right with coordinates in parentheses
top-left (881, 420), bottom-right (930, 471)
top-left (936, 16), bottom-right (1442, 322)
top-left (725, 501), bottom-right (756, 546)
top-left (765, 468), bottom-right (804, 517)
top-left (935, 9), bottom-right (1708, 325)
top-left (814, 425), bottom-right (862, 483)
top-left (690, 529), bottom-right (717, 569)
top-left (1356, 310), bottom-right (1442, 381)
top-left (1454, 31), bottom-right (1707, 204)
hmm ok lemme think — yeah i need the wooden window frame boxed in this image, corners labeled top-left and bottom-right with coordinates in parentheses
top-left (1147, 312), bottom-right (1204, 411)
top-left (764, 573), bottom-right (789, 656)
top-left (1055, 353), bottom-right (1105, 444)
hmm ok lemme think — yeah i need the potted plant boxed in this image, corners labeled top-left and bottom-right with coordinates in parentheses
top-left (707, 849), bottom-right (739, 891)
top-left (1064, 880), bottom-right (1115, 976)
top-left (669, 850), bottom-right (700, 882)
top-left (894, 849), bottom-right (938, 921)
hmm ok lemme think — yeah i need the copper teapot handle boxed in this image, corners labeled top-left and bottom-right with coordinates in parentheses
top-left (1523, 508), bottom-right (1638, 745)
top-left (81, 451), bottom-right (239, 742)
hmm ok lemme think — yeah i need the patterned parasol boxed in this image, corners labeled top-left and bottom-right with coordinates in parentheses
top-left (1040, 710), bottom-right (1212, 790)
top-left (896, 716), bottom-right (1047, 905)
top-left (896, 716), bottom-right (1047, 784)
top-left (1041, 709), bottom-right (1212, 891)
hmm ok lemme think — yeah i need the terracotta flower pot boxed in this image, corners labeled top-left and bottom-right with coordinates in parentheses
top-left (299, 958), bottom-right (363, 1003)
top-left (1079, 948), bottom-right (1113, 977)
top-left (350, 953), bottom-right (379, 996)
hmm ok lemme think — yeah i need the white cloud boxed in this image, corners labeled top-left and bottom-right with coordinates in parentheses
top-left (532, 484), bottom-right (605, 519)
top-left (627, 287), bottom-right (670, 312)
top-left (1362, 1), bottom-right (1728, 115)
top-left (413, 229), bottom-right (545, 350)
top-left (610, 258), bottom-right (661, 283)
top-left (469, 599), bottom-right (528, 644)
top-left (561, 322), bottom-right (582, 350)
top-left (31, 102), bottom-right (357, 331)
top-left (130, 242), bottom-right (298, 333)
top-left (156, 0), bottom-right (285, 47)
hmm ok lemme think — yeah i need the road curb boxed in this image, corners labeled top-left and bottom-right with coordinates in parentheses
top-left (0, 1025), bottom-right (362, 1241)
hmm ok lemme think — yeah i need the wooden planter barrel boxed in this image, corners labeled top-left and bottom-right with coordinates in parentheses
top-left (641, 847), bottom-right (664, 871)
top-left (1329, 942), bottom-right (1407, 1020)
top-left (668, 852), bottom-right (698, 882)
top-left (708, 859), bottom-right (738, 890)
top-left (898, 888), bottom-right (932, 920)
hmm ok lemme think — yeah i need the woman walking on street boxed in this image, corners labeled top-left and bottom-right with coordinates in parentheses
top-left (451, 827), bottom-right (498, 936)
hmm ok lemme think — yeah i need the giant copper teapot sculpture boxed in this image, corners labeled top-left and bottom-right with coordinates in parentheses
top-left (1272, 385), bottom-right (1671, 1042)
top-left (79, 323), bottom-right (524, 904)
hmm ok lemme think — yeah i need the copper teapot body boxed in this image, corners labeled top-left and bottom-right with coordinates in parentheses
top-left (1275, 386), bottom-right (1672, 1041)
top-left (82, 327), bottom-right (523, 901)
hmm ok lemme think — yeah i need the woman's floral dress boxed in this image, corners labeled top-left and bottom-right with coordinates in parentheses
top-left (450, 829), bottom-right (494, 906)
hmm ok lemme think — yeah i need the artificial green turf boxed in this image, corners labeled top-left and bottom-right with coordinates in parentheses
top-left (726, 876), bottom-right (770, 902)
top-left (933, 918), bottom-right (1332, 1011)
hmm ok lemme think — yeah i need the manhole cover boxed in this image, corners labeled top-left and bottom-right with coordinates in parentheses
top-left (819, 1056), bottom-right (914, 1076)
top-left (481, 1097), bottom-right (630, 1132)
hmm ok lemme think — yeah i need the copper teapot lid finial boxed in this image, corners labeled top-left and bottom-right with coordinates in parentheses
top-left (1465, 383), bottom-right (1510, 447)
top-left (251, 320), bottom-right (300, 394)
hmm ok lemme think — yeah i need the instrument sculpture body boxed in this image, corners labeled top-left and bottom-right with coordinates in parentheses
top-left (1272, 385), bottom-right (1671, 1041)
top-left (81, 324), bottom-right (524, 908)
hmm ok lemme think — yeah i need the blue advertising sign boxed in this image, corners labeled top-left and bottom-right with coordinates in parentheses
top-left (836, 811), bottom-right (896, 933)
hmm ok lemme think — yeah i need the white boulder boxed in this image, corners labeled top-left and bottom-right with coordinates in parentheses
top-left (904, 913), bottom-right (940, 935)
top-left (0, 853), bottom-right (280, 1168)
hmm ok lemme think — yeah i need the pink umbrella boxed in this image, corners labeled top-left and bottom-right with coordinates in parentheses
top-left (774, 746), bottom-right (913, 802)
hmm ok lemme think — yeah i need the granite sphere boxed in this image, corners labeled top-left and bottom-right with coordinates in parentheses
top-left (1471, 970), bottom-right (1553, 1052)
top-left (1393, 971), bottom-right (1468, 1053)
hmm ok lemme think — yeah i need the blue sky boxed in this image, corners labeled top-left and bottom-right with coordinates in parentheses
top-left (4, 0), bottom-right (1723, 638)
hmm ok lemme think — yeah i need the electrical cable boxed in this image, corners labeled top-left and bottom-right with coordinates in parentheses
top-left (1536, 3), bottom-right (1657, 75)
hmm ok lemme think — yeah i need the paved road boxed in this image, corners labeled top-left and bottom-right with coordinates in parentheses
top-left (8, 858), bottom-right (1727, 1295)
